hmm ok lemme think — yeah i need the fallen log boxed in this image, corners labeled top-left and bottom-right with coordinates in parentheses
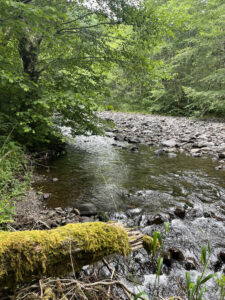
top-left (0, 222), bottom-right (153, 288)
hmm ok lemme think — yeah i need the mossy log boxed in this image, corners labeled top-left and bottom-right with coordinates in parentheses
top-left (0, 222), bottom-right (153, 288)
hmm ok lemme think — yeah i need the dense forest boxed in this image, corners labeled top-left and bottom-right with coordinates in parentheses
top-left (0, 0), bottom-right (225, 299)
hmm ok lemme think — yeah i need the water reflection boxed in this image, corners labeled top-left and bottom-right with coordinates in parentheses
top-left (36, 135), bottom-right (225, 213)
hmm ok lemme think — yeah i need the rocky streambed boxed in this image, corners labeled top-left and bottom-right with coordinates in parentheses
top-left (99, 111), bottom-right (225, 167)
top-left (14, 112), bottom-right (225, 299)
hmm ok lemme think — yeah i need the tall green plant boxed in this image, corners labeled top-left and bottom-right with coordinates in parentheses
top-left (186, 244), bottom-right (215, 300)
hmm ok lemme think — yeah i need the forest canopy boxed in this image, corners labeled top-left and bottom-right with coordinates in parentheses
top-left (0, 0), bottom-right (162, 149)
top-left (103, 0), bottom-right (225, 117)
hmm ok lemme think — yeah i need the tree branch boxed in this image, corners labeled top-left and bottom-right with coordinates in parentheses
top-left (60, 12), bottom-right (96, 26)
top-left (57, 22), bottom-right (118, 34)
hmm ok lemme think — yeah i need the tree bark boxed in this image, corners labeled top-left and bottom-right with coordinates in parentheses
top-left (18, 34), bottom-right (42, 83)
top-left (0, 222), bottom-right (153, 289)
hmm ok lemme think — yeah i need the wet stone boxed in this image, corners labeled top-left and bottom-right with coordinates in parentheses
top-left (219, 252), bottom-right (225, 263)
top-left (174, 207), bottom-right (186, 219)
top-left (147, 214), bottom-right (167, 225)
top-left (128, 137), bottom-right (141, 144)
top-left (114, 135), bottom-right (124, 142)
top-left (162, 251), bottom-right (172, 267)
top-left (80, 216), bottom-right (93, 223)
top-left (169, 248), bottom-right (185, 261)
top-left (203, 212), bottom-right (211, 218)
top-left (78, 203), bottom-right (97, 216)
top-left (215, 165), bottom-right (222, 170)
top-left (214, 260), bottom-right (223, 272)
top-left (185, 258), bottom-right (197, 271)
top-left (168, 153), bottom-right (177, 158)
top-left (218, 152), bottom-right (225, 159)
top-left (154, 149), bottom-right (164, 156)
top-left (130, 146), bottom-right (138, 152)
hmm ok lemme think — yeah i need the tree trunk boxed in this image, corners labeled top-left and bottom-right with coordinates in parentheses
top-left (18, 34), bottom-right (42, 83)
top-left (0, 222), bottom-right (153, 289)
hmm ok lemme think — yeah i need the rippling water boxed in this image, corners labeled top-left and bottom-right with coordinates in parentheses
top-left (36, 134), bottom-right (225, 299)
top-left (37, 135), bottom-right (225, 212)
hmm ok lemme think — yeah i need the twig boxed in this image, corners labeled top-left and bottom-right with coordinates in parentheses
top-left (39, 279), bottom-right (43, 298)
top-left (38, 220), bottom-right (51, 229)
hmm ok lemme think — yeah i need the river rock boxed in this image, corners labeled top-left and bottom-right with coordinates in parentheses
top-left (65, 207), bottom-right (73, 213)
top-left (43, 193), bottom-right (51, 200)
top-left (128, 137), bottom-right (141, 144)
top-left (72, 208), bottom-right (80, 215)
top-left (162, 251), bottom-right (172, 267)
top-left (80, 216), bottom-right (94, 223)
top-left (219, 252), bottom-right (225, 263)
top-left (147, 214), bottom-right (167, 225)
top-left (169, 248), bottom-right (185, 261)
top-left (218, 152), bottom-right (225, 159)
top-left (114, 135), bottom-right (124, 142)
top-left (168, 153), bottom-right (177, 158)
top-left (185, 258), bottom-right (197, 270)
top-left (130, 146), bottom-right (138, 152)
top-left (48, 211), bottom-right (56, 218)
top-left (203, 212), bottom-right (211, 218)
top-left (78, 203), bottom-right (97, 216)
top-left (190, 148), bottom-right (201, 154)
top-left (54, 207), bottom-right (64, 215)
top-left (192, 152), bottom-right (202, 157)
top-left (174, 207), bottom-right (186, 219)
top-left (154, 149), bottom-right (164, 156)
top-left (215, 165), bottom-right (222, 170)
top-left (161, 139), bottom-right (177, 147)
top-left (127, 208), bottom-right (142, 216)
top-left (218, 252), bottom-right (225, 263)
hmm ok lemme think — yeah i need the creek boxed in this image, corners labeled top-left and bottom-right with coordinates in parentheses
top-left (37, 133), bottom-right (225, 299)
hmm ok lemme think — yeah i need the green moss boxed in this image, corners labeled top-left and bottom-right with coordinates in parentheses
top-left (0, 222), bottom-right (130, 287)
top-left (143, 235), bottom-right (155, 255)
top-left (42, 287), bottom-right (56, 300)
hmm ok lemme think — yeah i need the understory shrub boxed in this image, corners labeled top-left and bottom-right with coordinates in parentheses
top-left (0, 139), bottom-right (31, 226)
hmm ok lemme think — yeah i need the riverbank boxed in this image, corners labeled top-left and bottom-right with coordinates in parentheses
top-left (99, 111), bottom-right (225, 167)
top-left (2, 112), bottom-right (225, 299)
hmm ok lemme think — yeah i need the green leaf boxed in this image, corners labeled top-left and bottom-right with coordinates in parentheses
top-left (153, 231), bottom-right (158, 257)
top-left (201, 245), bottom-right (207, 265)
top-left (200, 274), bottom-right (216, 285)
top-left (134, 291), bottom-right (149, 300)
top-left (157, 257), bottom-right (163, 276)
top-left (197, 286), bottom-right (206, 300)
top-left (164, 222), bottom-right (169, 234)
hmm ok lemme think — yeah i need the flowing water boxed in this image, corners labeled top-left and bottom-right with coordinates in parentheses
top-left (37, 134), bottom-right (225, 299)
